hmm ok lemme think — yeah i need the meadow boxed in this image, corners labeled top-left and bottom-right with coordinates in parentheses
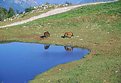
top-left (0, 0), bottom-right (121, 83)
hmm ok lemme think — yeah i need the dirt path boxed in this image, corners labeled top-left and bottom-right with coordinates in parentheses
top-left (0, 1), bottom-right (117, 28)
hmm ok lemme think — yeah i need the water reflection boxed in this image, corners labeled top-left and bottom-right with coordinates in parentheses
top-left (64, 46), bottom-right (73, 52)
top-left (44, 44), bottom-right (50, 50)
top-left (44, 45), bottom-right (74, 51)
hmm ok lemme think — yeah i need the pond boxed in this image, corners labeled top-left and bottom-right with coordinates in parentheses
top-left (0, 42), bottom-right (90, 83)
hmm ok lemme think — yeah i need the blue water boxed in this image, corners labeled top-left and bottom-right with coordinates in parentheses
top-left (0, 42), bottom-right (89, 83)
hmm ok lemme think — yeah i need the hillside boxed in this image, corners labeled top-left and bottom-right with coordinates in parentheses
top-left (0, 1), bottom-right (116, 28)
top-left (0, 0), bottom-right (121, 83)
top-left (0, 0), bottom-right (38, 12)
top-left (0, 3), bottom-right (71, 26)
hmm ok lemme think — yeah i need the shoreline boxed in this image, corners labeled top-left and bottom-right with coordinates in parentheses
top-left (0, 40), bottom-right (91, 52)
top-left (0, 0), bottom-right (118, 28)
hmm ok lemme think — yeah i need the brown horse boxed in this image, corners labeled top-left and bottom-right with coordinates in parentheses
top-left (63, 32), bottom-right (73, 38)
top-left (40, 31), bottom-right (50, 38)
top-left (44, 31), bottom-right (50, 38)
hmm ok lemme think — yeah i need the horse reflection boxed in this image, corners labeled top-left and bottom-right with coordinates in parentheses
top-left (64, 46), bottom-right (73, 52)
top-left (44, 44), bottom-right (50, 50)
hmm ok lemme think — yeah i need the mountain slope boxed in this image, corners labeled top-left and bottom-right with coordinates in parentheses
top-left (0, 1), bottom-right (116, 28)
top-left (0, 0), bottom-right (38, 12)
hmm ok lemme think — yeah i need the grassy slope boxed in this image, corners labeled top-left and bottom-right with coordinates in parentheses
top-left (0, 11), bottom-right (46, 26)
top-left (0, 1), bottom-right (121, 83)
top-left (0, 7), bottom-right (55, 26)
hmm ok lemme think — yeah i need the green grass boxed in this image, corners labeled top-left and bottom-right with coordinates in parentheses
top-left (0, 0), bottom-right (121, 83)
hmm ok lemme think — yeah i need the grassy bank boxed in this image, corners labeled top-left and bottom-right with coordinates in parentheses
top-left (0, 0), bottom-right (121, 83)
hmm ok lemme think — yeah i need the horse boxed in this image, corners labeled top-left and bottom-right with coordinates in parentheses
top-left (63, 32), bottom-right (73, 38)
top-left (40, 31), bottom-right (50, 38)
top-left (44, 31), bottom-right (50, 38)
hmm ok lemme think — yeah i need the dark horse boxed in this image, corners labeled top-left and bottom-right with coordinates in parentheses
top-left (40, 31), bottom-right (50, 38)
